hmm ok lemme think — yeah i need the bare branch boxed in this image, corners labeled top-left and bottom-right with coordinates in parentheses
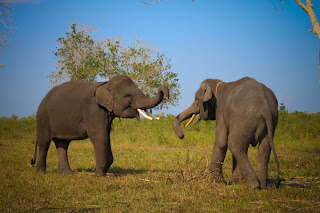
top-left (269, 0), bottom-right (287, 12)
top-left (0, 2), bottom-right (15, 48)
top-left (140, 0), bottom-right (163, 5)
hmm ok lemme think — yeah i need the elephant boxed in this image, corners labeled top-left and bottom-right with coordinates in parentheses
top-left (173, 77), bottom-right (280, 189)
top-left (31, 75), bottom-right (169, 176)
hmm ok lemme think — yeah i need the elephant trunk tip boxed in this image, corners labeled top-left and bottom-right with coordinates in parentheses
top-left (160, 86), bottom-right (170, 100)
top-left (173, 116), bottom-right (185, 139)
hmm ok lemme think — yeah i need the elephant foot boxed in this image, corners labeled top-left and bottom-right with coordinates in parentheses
top-left (232, 175), bottom-right (244, 183)
top-left (211, 171), bottom-right (226, 184)
top-left (232, 168), bottom-right (244, 183)
top-left (245, 177), bottom-right (260, 189)
top-left (36, 167), bottom-right (47, 174)
top-left (213, 178), bottom-right (227, 185)
top-left (95, 172), bottom-right (106, 177)
top-left (59, 169), bottom-right (74, 175)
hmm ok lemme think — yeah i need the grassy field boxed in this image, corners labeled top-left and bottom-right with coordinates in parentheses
top-left (0, 113), bottom-right (319, 212)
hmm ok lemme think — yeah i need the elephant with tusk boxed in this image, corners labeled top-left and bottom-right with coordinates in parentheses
top-left (31, 75), bottom-right (169, 176)
top-left (173, 77), bottom-right (280, 189)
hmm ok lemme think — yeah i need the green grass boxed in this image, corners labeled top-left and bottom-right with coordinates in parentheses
top-left (0, 113), bottom-right (319, 212)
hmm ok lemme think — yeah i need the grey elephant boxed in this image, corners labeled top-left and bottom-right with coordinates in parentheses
top-left (31, 75), bottom-right (169, 176)
top-left (173, 77), bottom-right (280, 189)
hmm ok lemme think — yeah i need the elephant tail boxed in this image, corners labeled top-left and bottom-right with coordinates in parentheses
top-left (264, 102), bottom-right (281, 188)
top-left (30, 140), bottom-right (38, 166)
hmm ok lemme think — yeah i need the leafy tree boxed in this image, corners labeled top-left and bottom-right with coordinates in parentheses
top-left (49, 23), bottom-right (106, 84)
top-left (100, 38), bottom-right (180, 111)
top-left (50, 23), bottom-right (180, 110)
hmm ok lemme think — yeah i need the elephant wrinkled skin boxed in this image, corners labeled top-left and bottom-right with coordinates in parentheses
top-left (173, 77), bottom-right (280, 189)
top-left (31, 75), bottom-right (169, 176)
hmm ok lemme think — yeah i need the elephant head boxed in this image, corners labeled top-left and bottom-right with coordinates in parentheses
top-left (95, 75), bottom-right (169, 119)
top-left (173, 79), bottom-right (222, 139)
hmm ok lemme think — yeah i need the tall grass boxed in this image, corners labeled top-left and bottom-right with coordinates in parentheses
top-left (0, 113), bottom-right (319, 212)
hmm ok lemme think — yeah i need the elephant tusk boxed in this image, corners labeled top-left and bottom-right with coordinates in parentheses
top-left (185, 114), bottom-right (196, 128)
top-left (145, 109), bottom-right (160, 120)
top-left (137, 109), bottom-right (153, 120)
top-left (151, 115), bottom-right (160, 120)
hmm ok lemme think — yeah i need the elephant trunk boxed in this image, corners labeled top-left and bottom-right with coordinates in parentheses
top-left (173, 102), bottom-right (199, 139)
top-left (136, 86), bottom-right (169, 110)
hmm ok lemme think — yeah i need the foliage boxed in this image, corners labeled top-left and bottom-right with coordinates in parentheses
top-left (0, 112), bottom-right (319, 212)
top-left (279, 103), bottom-right (288, 115)
top-left (101, 38), bottom-right (180, 110)
top-left (49, 23), bottom-right (106, 84)
top-left (49, 23), bottom-right (180, 110)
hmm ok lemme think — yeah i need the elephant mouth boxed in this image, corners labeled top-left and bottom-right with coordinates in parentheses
top-left (137, 109), bottom-right (160, 120)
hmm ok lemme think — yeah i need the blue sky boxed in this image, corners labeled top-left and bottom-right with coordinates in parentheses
top-left (0, 0), bottom-right (319, 117)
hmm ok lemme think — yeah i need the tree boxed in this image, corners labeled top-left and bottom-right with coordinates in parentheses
top-left (49, 23), bottom-right (106, 84)
top-left (50, 23), bottom-right (181, 110)
top-left (100, 38), bottom-right (180, 111)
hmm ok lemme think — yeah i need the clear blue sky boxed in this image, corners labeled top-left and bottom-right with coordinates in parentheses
top-left (1, 0), bottom-right (319, 117)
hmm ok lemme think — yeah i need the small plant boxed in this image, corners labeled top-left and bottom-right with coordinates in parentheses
top-left (279, 103), bottom-right (288, 115)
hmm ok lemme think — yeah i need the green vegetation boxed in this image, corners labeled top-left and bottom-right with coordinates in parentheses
top-left (50, 23), bottom-right (180, 110)
top-left (0, 113), bottom-right (319, 212)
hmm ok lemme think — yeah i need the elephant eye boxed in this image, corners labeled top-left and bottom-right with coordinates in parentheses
top-left (195, 99), bottom-right (200, 107)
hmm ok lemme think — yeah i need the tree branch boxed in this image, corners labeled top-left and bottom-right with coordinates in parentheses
top-left (140, 0), bottom-right (162, 5)
top-left (268, 0), bottom-right (286, 12)
top-left (295, 0), bottom-right (307, 13)
top-left (295, 0), bottom-right (320, 40)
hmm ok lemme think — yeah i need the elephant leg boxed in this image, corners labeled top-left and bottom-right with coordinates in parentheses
top-left (88, 122), bottom-right (113, 177)
top-left (54, 139), bottom-right (73, 174)
top-left (36, 138), bottom-right (51, 174)
top-left (258, 136), bottom-right (271, 188)
top-left (228, 134), bottom-right (260, 189)
top-left (211, 118), bottom-right (228, 183)
top-left (91, 137), bottom-right (113, 176)
top-left (86, 114), bottom-right (114, 176)
top-left (232, 155), bottom-right (244, 183)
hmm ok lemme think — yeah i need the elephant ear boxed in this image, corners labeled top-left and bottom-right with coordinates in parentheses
top-left (95, 85), bottom-right (113, 112)
top-left (203, 84), bottom-right (213, 102)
